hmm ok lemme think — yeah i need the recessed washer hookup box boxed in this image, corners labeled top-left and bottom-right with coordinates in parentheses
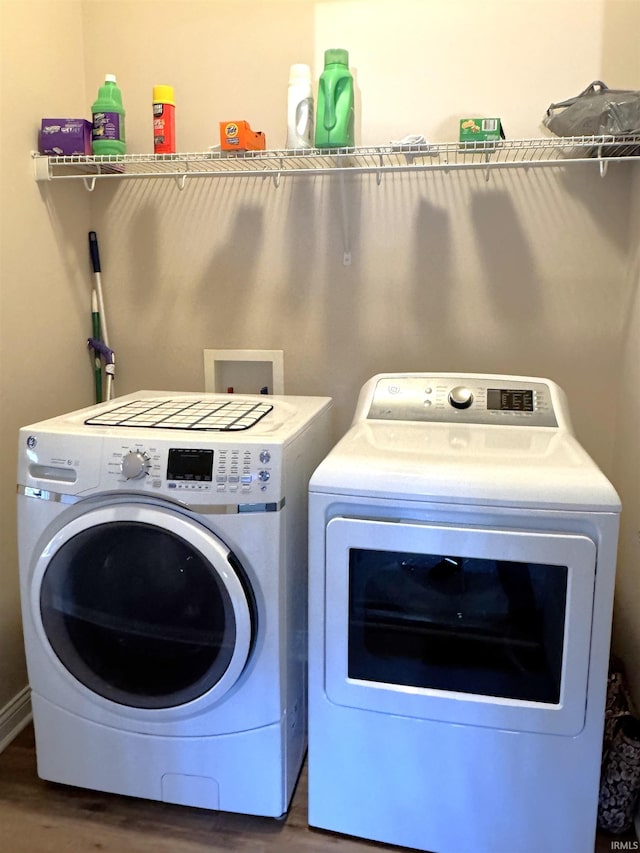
top-left (39, 119), bottom-right (92, 155)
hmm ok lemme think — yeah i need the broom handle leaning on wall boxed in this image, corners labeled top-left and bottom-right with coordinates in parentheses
top-left (88, 231), bottom-right (110, 348)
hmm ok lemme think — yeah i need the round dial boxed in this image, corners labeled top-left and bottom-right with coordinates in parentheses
top-left (448, 386), bottom-right (474, 410)
top-left (121, 450), bottom-right (151, 480)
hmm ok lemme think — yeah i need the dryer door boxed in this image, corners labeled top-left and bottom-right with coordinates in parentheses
top-left (33, 504), bottom-right (256, 709)
top-left (325, 517), bottom-right (597, 736)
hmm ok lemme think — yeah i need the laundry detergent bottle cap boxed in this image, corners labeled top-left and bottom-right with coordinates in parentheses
top-left (286, 63), bottom-right (314, 149)
top-left (324, 48), bottom-right (349, 66)
top-left (289, 63), bottom-right (311, 85)
top-left (91, 73), bottom-right (126, 155)
top-left (315, 48), bottom-right (354, 149)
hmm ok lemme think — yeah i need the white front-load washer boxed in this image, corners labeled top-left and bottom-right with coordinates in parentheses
top-left (308, 373), bottom-right (620, 853)
top-left (17, 390), bottom-right (332, 817)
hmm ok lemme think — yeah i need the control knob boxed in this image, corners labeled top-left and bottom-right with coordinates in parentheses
top-left (448, 386), bottom-right (474, 410)
top-left (121, 450), bottom-right (151, 480)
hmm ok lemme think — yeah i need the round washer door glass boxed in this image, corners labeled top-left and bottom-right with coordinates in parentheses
top-left (37, 504), bottom-right (256, 709)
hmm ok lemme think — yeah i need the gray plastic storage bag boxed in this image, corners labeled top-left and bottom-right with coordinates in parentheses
top-left (543, 80), bottom-right (640, 137)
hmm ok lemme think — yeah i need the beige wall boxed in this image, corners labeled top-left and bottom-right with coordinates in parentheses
top-left (605, 1), bottom-right (640, 703)
top-left (78, 0), bottom-right (634, 458)
top-left (1, 0), bottom-right (640, 730)
top-left (86, 164), bottom-right (631, 460)
top-left (0, 1), bottom-right (93, 730)
top-left (83, 0), bottom-right (609, 152)
top-left (613, 165), bottom-right (640, 700)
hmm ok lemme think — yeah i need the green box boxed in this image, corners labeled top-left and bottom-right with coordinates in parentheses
top-left (459, 118), bottom-right (503, 142)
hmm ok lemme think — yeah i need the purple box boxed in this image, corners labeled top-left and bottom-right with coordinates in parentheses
top-left (39, 119), bottom-right (92, 156)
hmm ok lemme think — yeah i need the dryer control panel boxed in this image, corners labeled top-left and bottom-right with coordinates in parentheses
top-left (364, 375), bottom-right (561, 428)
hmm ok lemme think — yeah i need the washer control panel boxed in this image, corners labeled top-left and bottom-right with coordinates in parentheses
top-left (105, 440), bottom-right (277, 496)
top-left (367, 376), bottom-right (558, 427)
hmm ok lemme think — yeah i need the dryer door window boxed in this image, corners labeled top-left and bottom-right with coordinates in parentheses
top-left (36, 505), bottom-right (256, 710)
top-left (324, 517), bottom-right (596, 735)
top-left (348, 552), bottom-right (567, 704)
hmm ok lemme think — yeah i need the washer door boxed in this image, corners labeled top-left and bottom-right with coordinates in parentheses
top-left (34, 503), bottom-right (255, 710)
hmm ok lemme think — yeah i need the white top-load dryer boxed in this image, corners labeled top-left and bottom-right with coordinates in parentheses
top-left (308, 373), bottom-right (620, 853)
top-left (18, 391), bottom-right (332, 817)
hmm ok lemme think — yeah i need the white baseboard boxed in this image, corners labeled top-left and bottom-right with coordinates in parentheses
top-left (0, 687), bottom-right (32, 754)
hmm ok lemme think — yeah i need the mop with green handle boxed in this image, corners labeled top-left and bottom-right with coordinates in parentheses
top-left (87, 231), bottom-right (115, 400)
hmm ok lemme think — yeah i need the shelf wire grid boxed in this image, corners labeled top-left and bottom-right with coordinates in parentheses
top-left (34, 135), bottom-right (640, 184)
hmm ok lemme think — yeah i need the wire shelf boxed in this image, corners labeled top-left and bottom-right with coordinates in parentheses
top-left (32, 135), bottom-right (640, 189)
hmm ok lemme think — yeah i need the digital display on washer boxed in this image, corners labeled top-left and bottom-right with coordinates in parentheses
top-left (487, 389), bottom-right (534, 412)
top-left (167, 448), bottom-right (214, 481)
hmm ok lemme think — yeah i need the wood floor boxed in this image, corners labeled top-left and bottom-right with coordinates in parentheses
top-left (0, 723), bottom-right (634, 852)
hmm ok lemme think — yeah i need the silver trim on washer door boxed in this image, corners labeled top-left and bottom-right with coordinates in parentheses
top-left (17, 484), bottom-right (285, 514)
top-left (17, 485), bottom-right (80, 504)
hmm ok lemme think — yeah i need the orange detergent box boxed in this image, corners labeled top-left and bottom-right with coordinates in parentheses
top-left (219, 120), bottom-right (266, 152)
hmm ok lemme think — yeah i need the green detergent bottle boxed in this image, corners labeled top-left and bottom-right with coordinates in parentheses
top-left (315, 49), bottom-right (354, 148)
top-left (92, 74), bottom-right (126, 155)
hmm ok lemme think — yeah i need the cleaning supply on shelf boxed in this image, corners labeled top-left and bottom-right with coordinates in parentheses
top-left (315, 49), bottom-right (354, 149)
top-left (91, 74), bottom-right (126, 155)
top-left (459, 118), bottom-right (504, 143)
top-left (220, 120), bottom-right (266, 152)
top-left (286, 64), bottom-right (314, 149)
top-left (390, 134), bottom-right (430, 150)
top-left (153, 85), bottom-right (176, 154)
top-left (40, 119), bottom-right (92, 155)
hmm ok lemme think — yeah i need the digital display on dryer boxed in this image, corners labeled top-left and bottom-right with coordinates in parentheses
top-left (167, 448), bottom-right (214, 481)
top-left (487, 389), bottom-right (534, 412)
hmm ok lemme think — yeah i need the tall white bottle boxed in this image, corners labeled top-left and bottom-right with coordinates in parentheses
top-left (286, 64), bottom-right (314, 149)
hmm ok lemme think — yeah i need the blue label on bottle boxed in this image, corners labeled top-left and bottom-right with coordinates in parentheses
top-left (92, 111), bottom-right (124, 142)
